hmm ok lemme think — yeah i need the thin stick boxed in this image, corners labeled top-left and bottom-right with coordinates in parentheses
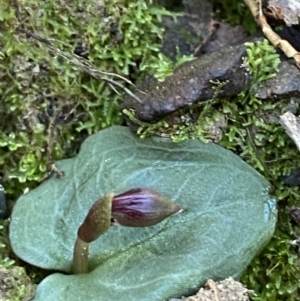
top-left (243, 0), bottom-right (300, 68)
top-left (16, 27), bottom-right (143, 103)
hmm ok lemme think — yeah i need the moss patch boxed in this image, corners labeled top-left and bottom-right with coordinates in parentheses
top-left (0, 0), bottom-right (179, 201)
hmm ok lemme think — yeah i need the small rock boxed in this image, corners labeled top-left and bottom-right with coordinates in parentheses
top-left (254, 60), bottom-right (300, 100)
top-left (121, 45), bottom-right (252, 122)
top-left (182, 277), bottom-right (255, 301)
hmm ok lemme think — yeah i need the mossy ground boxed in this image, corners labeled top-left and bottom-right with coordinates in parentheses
top-left (0, 0), bottom-right (300, 300)
top-left (0, 0), bottom-right (181, 201)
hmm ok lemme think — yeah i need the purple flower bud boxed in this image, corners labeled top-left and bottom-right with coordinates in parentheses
top-left (111, 188), bottom-right (181, 227)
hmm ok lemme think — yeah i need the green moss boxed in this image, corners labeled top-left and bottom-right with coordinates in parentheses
top-left (0, 221), bottom-right (35, 300)
top-left (0, 0), bottom-right (180, 200)
top-left (141, 50), bottom-right (195, 82)
top-left (242, 226), bottom-right (300, 300)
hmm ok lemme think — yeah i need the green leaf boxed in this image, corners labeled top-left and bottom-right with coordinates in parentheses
top-left (10, 126), bottom-right (277, 301)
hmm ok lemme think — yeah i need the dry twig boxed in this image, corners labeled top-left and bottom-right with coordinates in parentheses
top-left (243, 0), bottom-right (300, 67)
top-left (16, 27), bottom-right (143, 103)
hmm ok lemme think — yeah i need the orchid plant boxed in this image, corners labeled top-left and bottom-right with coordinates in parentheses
top-left (73, 188), bottom-right (181, 274)
top-left (9, 126), bottom-right (276, 301)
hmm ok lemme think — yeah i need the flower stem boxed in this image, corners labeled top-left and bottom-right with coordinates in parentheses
top-left (72, 236), bottom-right (89, 274)
top-left (72, 193), bottom-right (114, 274)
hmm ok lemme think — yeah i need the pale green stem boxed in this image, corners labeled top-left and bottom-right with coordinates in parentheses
top-left (72, 236), bottom-right (89, 274)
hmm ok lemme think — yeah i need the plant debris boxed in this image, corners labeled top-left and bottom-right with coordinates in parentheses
top-left (243, 0), bottom-right (300, 67)
top-left (0, 266), bottom-right (35, 301)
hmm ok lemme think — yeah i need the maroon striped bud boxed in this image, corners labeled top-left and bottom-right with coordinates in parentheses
top-left (111, 188), bottom-right (181, 227)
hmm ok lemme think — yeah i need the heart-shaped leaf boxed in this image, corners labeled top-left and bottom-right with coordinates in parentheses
top-left (10, 126), bottom-right (276, 301)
